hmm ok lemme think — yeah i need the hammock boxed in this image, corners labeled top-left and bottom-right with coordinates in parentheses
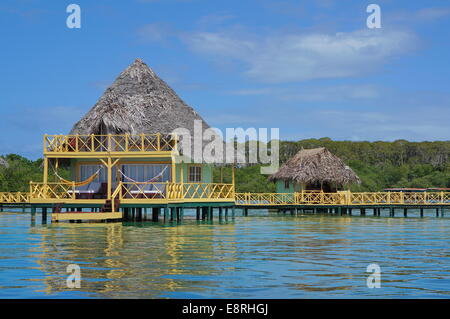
top-left (118, 166), bottom-right (168, 184)
top-left (54, 168), bottom-right (101, 187)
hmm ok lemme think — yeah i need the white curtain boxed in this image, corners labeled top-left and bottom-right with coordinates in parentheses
top-left (79, 165), bottom-right (109, 183)
top-left (121, 164), bottom-right (170, 182)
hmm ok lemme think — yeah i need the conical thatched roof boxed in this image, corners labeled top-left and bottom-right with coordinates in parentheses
top-left (70, 59), bottom-right (214, 157)
top-left (0, 157), bottom-right (8, 169)
top-left (269, 147), bottom-right (360, 186)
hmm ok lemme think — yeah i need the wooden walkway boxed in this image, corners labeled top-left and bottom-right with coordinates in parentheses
top-left (1, 190), bottom-right (449, 222)
top-left (235, 191), bottom-right (450, 206)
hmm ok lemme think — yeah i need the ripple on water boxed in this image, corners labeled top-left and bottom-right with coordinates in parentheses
top-left (0, 212), bottom-right (449, 298)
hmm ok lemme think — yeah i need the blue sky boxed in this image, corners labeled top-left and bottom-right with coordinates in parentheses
top-left (0, 0), bottom-right (449, 159)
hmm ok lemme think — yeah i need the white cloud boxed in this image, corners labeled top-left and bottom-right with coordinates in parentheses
top-left (184, 29), bottom-right (417, 83)
top-left (230, 84), bottom-right (380, 102)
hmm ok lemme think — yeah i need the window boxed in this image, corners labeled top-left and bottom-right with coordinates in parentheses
top-left (188, 166), bottom-right (202, 182)
top-left (284, 180), bottom-right (290, 189)
top-left (80, 164), bottom-right (107, 183)
top-left (121, 164), bottom-right (170, 182)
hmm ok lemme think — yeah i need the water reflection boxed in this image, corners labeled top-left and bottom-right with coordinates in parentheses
top-left (0, 211), bottom-right (449, 298)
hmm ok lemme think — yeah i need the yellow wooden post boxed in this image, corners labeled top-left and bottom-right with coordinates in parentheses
top-left (43, 157), bottom-right (48, 185)
top-left (171, 156), bottom-right (176, 183)
top-left (107, 157), bottom-right (112, 200)
top-left (91, 134), bottom-right (94, 152)
top-left (173, 133), bottom-right (177, 152)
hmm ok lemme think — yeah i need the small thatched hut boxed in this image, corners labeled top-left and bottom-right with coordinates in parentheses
top-left (269, 147), bottom-right (360, 193)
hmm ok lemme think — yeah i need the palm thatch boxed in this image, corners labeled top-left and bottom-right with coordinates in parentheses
top-left (269, 147), bottom-right (360, 186)
top-left (70, 58), bottom-right (215, 158)
top-left (0, 157), bottom-right (8, 169)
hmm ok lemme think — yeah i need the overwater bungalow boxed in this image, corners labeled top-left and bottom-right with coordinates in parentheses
top-left (29, 58), bottom-right (235, 221)
top-left (269, 147), bottom-right (361, 193)
top-left (1, 61), bottom-right (448, 219)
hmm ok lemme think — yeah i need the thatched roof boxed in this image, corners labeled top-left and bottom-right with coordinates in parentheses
top-left (0, 157), bottom-right (8, 169)
top-left (269, 147), bottom-right (360, 185)
top-left (70, 59), bottom-right (215, 158)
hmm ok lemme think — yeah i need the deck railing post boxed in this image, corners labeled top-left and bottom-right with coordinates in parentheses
top-left (90, 134), bottom-right (94, 152)
top-left (141, 134), bottom-right (145, 151)
top-left (173, 133), bottom-right (177, 152)
top-left (107, 134), bottom-right (112, 152)
top-left (125, 134), bottom-right (129, 152)
top-left (157, 133), bottom-right (161, 151)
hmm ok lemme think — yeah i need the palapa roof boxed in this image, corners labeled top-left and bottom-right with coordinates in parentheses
top-left (269, 147), bottom-right (360, 185)
top-left (70, 59), bottom-right (214, 158)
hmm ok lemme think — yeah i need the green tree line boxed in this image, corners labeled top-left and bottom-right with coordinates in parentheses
top-left (1, 138), bottom-right (449, 192)
top-left (217, 138), bottom-right (450, 192)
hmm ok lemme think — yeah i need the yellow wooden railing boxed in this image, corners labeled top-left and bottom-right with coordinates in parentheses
top-left (29, 182), bottom-right (75, 200)
top-left (167, 183), bottom-right (235, 201)
top-left (235, 191), bottom-right (450, 206)
top-left (29, 181), bottom-right (235, 203)
top-left (0, 192), bottom-right (30, 203)
top-left (44, 133), bottom-right (177, 153)
top-left (7, 185), bottom-right (449, 206)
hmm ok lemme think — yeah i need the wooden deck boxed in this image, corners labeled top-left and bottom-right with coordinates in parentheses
top-left (52, 211), bottom-right (122, 222)
top-left (235, 191), bottom-right (450, 206)
top-left (1, 190), bottom-right (449, 223)
top-left (1, 190), bottom-right (449, 207)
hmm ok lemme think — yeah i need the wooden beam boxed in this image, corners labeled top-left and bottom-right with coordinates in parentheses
top-left (43, 157), bottom-right (48, 184)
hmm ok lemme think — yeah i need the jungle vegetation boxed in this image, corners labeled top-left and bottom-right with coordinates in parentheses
top-left (1, 138), bottom-right (449, 192)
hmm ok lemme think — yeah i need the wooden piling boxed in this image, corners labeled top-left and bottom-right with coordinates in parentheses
top-left (208, 206), bottom-right (213, 220)
top-left (152, 207), bottom-right (159, 222)
top-left (42, 207), bottom-right (47, 224)
top-left (164, 207), bottom-right (170, 221)
top-left (201, 207), bottom-right (207, 220)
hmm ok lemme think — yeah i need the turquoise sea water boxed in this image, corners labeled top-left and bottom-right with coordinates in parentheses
top-left (0, 209), bottom-right (449, 298)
